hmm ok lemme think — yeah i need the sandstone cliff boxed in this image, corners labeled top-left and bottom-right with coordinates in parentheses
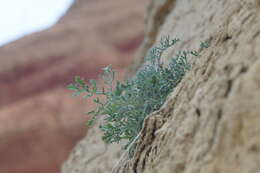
top-left (0, 0), bottom-right (147, 172)
top-left (62, 0), bottom-right (260, 173)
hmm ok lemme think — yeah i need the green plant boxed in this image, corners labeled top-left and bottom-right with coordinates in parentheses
top-left (68, 36), bottom-right (208, 153)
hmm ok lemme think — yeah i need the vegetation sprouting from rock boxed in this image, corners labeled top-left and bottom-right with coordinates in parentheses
top-left (68, 36), bottom-right (208, 153)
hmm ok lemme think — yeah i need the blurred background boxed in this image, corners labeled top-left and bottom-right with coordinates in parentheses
top-left (0, 0), bottom-right (148, 172)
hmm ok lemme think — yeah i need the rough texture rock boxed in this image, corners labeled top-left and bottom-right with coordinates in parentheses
top-left (61, 118), bottom-right (124, 173)
top-left (62, 0), bottom-right (260, 173)
top-left (116, 0), bottom-right (260, 172)
top-left (0, 0), bottom-right (148, 172)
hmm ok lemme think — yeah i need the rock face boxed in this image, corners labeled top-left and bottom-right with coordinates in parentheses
top-left (62, 0), bottom-right (260, 173)
top-left (0, 0), bottom-right (148, 172)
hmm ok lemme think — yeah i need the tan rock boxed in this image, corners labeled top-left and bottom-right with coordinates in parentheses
top-left (62, 0), bottom-right (260, 173)
top-left (61, 118), bottom-right (124, 173)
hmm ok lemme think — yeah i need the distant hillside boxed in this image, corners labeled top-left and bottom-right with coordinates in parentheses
top-left (0, 0), bottom-right (148, 172)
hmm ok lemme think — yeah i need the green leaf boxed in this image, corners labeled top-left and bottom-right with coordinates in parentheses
top-left (67, 84), bottom-right (79, 91)
top-left (87, 119), bottom-right (95, 126)
top-left (200, 42), bottom-right (210, 48)
top-left (83, 93), bottom-right (93, 99)
top-left (89, 80), bottom-right (98, 93)
top-left (93, 97), bottom-right (101, 104)
top-left (190, 50), bottom-right (199, 56)
top-left (87, 110), bottom-right (96, 115)
top-left (75, 76), bottom-right (85, 86)
top-left (103, 65), bottom-right (112, 73)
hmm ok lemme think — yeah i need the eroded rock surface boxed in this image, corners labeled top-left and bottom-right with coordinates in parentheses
top-left (62, 0), bottom-right (260, 173)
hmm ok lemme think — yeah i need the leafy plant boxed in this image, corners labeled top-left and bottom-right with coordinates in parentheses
top-left (68, 36), bottom-right (209, 153)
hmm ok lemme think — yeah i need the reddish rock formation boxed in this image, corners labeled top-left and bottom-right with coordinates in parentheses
top-left (0, 0), bottom-right (148, 172)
